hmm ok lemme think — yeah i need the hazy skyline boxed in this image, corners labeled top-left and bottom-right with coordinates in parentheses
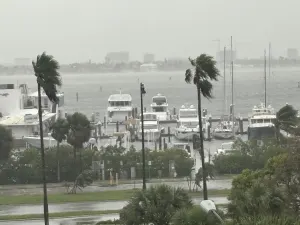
top-left (0, 0), bottom-right (299, 64)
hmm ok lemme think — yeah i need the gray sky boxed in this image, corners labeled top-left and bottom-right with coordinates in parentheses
top-left (0, 0), bottom-right (298, 64)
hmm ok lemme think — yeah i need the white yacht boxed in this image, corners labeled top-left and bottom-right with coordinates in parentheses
top-left (0, 84), bottom-right (65, 149)
top-left (107, 91), bottom-right (133, 123)
top-left (150, 93), bottom-right (170, 121)
top-left (213, 116), bottom-right (237, 140)
top-left (175, 105), bottom-right (204, 141)
top-left (248, 103), bottom-right (276, 141)
top-left (214, 141), bottom-right (235, 157)
top-left (137, 113), bottom-right (164, 142)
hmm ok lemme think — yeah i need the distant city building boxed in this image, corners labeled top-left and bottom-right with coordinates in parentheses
top-left (216, 50), bottom-right (237, 62)
top-left (105, 51), bottom-right (129, 64)
top-left (14, 58), bottom-right (31, 66)
top-left (287, 48), bottom-right (298, 60)
top-left (143, 53), bottom-right (155, 63)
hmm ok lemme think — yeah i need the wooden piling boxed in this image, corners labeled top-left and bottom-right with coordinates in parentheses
top-left (168, 127), bottom-right (171, 143)
top-left (159, 135), bottom-right (162, 150)
top-left (116, 121), bottom-right (119, 132)
top-left (104, 116), bottom-right (107, 129)
top-left (239, 117), bottom-right (243, 133)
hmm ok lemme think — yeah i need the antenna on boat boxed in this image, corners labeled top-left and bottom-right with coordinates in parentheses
top-left (223, 46), bottom-right (226, 115)
top-left (231, 36), bottom-right (234, 138)
top-left (264, 49), bottom-right (267, 108)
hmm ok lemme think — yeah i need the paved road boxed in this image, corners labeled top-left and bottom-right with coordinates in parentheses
top-left (0, 197), bottom-right (229, 216)
top-left (0, 214), bottom-right (119, 225)
top-left (0, 179), bottom-right (232, 196)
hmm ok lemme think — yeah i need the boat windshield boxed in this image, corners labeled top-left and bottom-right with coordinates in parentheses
top-left (153, 97), bottom-right (167, 105)
top-left (251, 118), bottom-right (275, 124)
top-left (181, 121), bottom-right (198, 128)
top-left (109, 101), bottom-right (131, 107)
top-left (152, 106), bottom-right (167, 112)
top-left (180, 110), bottom-right (197, 118)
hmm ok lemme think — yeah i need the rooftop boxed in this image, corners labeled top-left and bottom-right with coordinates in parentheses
top-left (0, 109), bottom-right (56, 126)
top-left (108, 94), bottom-right (132, 102)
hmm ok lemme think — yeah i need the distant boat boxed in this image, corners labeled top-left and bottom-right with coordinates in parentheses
top-left (150, 93), bottom-right (170, 121)
top-left (107, 90), bottom-right (133, 123)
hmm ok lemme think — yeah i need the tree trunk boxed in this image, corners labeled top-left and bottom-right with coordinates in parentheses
top-left (38, 84), bottom-right (49, 225)
top-left (56, 142), bottom-right (60, 182)
top-left (79, 148), bottom-right (83, 173)
top-left (197, 86), bottom-right (208, 200)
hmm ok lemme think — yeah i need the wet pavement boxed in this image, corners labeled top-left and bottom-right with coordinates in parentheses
top-left (0, 196), bottom-right (228, 216)
top-left (0, 178), bottom-right (232, 196)
top-left (0, 214), bottom-right (119, 225)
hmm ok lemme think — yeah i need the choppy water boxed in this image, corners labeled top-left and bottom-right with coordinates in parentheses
top-left (1, 67), bottom-right (300, 119)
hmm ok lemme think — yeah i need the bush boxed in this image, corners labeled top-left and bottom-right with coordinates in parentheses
top-left (120, 184), bottom-right (193, 225)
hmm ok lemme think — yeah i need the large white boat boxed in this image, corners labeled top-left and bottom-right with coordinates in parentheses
top-left (0, 83), bottom-right (65, 149)
top-left (248, 103), bottom-right (276, 141)
top-left (137, 113), bottom-right (164, 142)
top-left (107, 91), bottom-right (133, 123)
top-left (150, 93), bottom-right (170, 121)
top-left (175, 105), bottom-right (204, 141)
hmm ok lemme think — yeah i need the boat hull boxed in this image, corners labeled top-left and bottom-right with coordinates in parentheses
top-left (213, 132), bottom-right (234, 140)
top-left (23, 136), bottom-right (58, 149)
top-left (107, 110), bottom-right (132, 123)
top-left (175, 130), bottom-right (200, 141)
top-left (137, 130), bottom-right (161, 141)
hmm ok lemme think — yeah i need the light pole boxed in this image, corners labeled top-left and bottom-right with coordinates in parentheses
top-left (200, 200), bottom-right (224, 224)
top-left (140, 82), bottom-right (146, 190)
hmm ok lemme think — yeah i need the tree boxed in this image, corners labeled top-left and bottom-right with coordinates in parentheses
top-left (32, 52), bottom-right (62, 225)
top-left (120, 184), bottom-right (193, 225)
top-left (185, 54), bottom-right (220, 200)
top-left (0, 125), bottom-right (13, 161)
top-left (50, 118), bottom-right (69, 182)
top-left (67, 112), bottom-right (91, 172)
top-left (274, 104), bottom-right (299, 140)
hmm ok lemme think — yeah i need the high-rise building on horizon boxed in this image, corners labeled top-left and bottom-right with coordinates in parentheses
top-left (105, 51), bottom-right (129, 64)
top-left (143, 53), bottom-right (155, 63)
top-left (287, 48), bottom-right (298, 60)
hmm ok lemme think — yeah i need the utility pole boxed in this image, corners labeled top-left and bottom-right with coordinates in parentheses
top-left (140, 82), bottom-right (146, 190)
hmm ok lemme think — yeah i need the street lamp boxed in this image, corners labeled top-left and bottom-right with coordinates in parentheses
top-left (140, 82), bottom-right (146, 190)
top-left (200, 200), bottom-right (224, 224)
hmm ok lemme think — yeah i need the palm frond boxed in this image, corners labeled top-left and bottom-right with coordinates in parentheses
top-left (196, 54), bottom-right (220, 81)
top-left (188, 57), bottom-right (196, 67)
top-left (33, 52), bottom-right (62, 103)
top-left (199, 79), bottom-right (213, 99)
top-left (185, 69), bottom-right (193, 83)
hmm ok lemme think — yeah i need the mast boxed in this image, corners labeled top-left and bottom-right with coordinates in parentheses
top-left (231, 36), bottom-right (234, 138)
top-left (264, 49), bottom-right (267, 107)
top-left (223, 46), bottom-right (226, 115)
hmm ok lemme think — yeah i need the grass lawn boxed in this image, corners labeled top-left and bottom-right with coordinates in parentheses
top-left (0, 189), bottom-right (230, 205)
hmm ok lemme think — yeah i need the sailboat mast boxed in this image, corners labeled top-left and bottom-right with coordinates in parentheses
top-left (264, 49), bottom-right (267, 107)
top-left (269, 42), bottom-right (271, 77)
top-left (231, 36), bottom-right (234, 138)
top-left (223, 46), bottom-right (226, 114)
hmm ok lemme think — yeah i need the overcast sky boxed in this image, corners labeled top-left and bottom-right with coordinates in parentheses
top-left (0, 0), bottom-right (298, 64)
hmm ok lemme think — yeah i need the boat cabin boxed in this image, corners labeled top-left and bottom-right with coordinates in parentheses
top-left (151, 94), bottom-right (168, 112)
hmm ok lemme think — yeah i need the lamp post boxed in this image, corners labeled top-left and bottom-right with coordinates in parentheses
top-left (140, 82), bottom-right (146, 190)
top-left (200, 200), bottom-right (224, 224)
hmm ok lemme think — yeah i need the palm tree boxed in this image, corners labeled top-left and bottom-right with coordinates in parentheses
top-left (185, 54), bottom-right (220, 200)
top-left (0, 125), bottom-right (13, 161)
top-left (50, 118), bottom-right (69, 182)
top-left (32, 52), bottom-right (62, 225)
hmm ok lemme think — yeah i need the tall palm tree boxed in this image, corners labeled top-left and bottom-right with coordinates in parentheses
top-left (185, 54), bottom-right (220, 200)
top-left (50, 118), bottom-right (69, 182)
top-left (32, 52), bottom-right (62, 225)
